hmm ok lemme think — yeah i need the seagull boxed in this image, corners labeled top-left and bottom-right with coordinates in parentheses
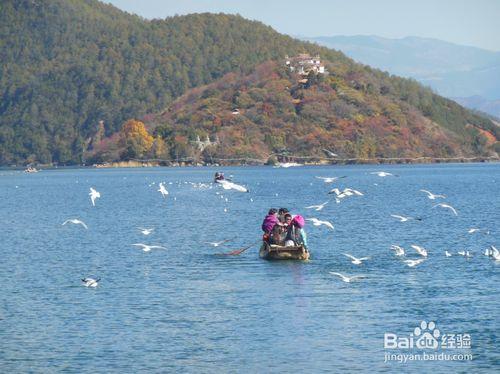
top-left (433, 203), bottom-right (458, 216)
top-left (329, 272), bottom-right (366, 283)
top-left (205, 239), bottom-right (233, 247)
top-left (62, 219), bottom-right (88, 229)
top-left (411, 245), bottom-right (428, 257)
top-left (343, 253), bottom-right (370, 265)
top-left (158, 182), bottom-right (169, 197)
top-left (458, 250), bottom-right (473, 258)
top-left (307, 218), bottom-right (334, 230)
top-left (132, 243), bottom-right (167, 252)
top-left (218, 180), bottom-right (249, 192)
top-left (328, 188), bottom-right (363, 202)
top-left (315, 176), bottom-right (346, 183)
top-left (89, 187), bottom-right (100, 206)
top-left (370, 171), bottom-right (397, 177)
top-left (468, 228), bottom-right (489, 234)
top-left (390, 214), bottom-right (421, 222)
top-left (82, 278), bottom-right (100, 288)
top-left (390, 245), bottom-right (405, 256)
top-left (322, 149), bottom-right (339, 158)
top-left (445, 251), bottom-right (452, 257)
top-left (305, 201), bottom-right (329, 211)
top-left (404, 259), bottom-right (426, 267)
top-left (489, 246), bottom-right (500, 261)
top-left (138, 227), bottom-right (154, 235)
top-left (420, 190), bottom-right (446, 200)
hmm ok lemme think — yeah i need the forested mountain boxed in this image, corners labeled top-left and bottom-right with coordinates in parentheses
top-left (0, 0), bottom-right (498, 165)
top-left (0, 0), bottom-right (347, 165)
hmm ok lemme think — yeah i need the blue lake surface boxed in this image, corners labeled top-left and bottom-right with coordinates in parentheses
top-left (0, 163), bottom-right (499, 372)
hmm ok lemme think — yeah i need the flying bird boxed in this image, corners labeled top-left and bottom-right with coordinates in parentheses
top-left (307, 218), bottom-right (334, 230)
top-left (138, 227), bottom-right (154, 235)
top-left (411, 245), bottom-right (428, 257)
top-left (315, 176), bottom-right (346, 183)
top-left (305, 201), bottom-right (329, 211)
top-left (343, 253), bottom-right (370, 265)
top-left (433, 203), bottom-right (458, 216)
top-left (390, 245), bottom-right (405, 256)
top-left (322, 149), bottom-right (339, 158)
top-left (158, 182), bottom-right (169, 197)
top-left (82, 278), bottom-right (100, 288)
top-left (404, 259), bottom-right (426, 267)
top-left (89, 187), bottom-right (100, 206)
top-left (420, 190), bottom-right (446, 200)
top-left (205, 239), bottom-right (233, 247)
top-left (489, 246), bottom-right (500, 261)
top-left (132, 243), bottom-right (167, 252)
top-left (329, 272), bottom-right (366, 283)
top-left (390, 214), bottom-right (421, 222)
top-left (458, 250), bottom-right (473, 258)
top-left (218, 180), bottom-right (249, 192)
top-left (62, 219), bottom-right (88, 229)
top-left (370, 171), bottom-right (397, 177)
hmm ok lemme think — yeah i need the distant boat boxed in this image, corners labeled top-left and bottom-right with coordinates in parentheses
top-left (24, 166), bottom-right (39, 173)
top-left (274, 162), bottom-right (303, 168)
top-left (259, 242), bottom-right (310, 260)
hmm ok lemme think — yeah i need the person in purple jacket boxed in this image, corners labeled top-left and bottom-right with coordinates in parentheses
top-left (262, 208), bottom-right (279, 234)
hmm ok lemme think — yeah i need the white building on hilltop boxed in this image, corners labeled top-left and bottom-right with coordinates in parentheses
top-left (285, 53), bottom-right (326, 75)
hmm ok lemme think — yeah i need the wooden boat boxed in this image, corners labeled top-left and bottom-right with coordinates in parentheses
top-left (259, 241), bottom-right (310, 261)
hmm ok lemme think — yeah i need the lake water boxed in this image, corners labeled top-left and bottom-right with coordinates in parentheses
top-left (1, 163), bottom-right (498, 373)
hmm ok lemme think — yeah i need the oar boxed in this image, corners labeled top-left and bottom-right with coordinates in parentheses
top-left (215, 240), bottom-right (262, 256)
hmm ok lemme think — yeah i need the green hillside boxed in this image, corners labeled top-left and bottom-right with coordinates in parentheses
top-left (0, 0), bottom-right (498, 165)
top-left (0, 0), bottom-right (348, 165)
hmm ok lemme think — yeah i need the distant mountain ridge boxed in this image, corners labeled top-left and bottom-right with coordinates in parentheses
top-left (305, 35), bottom-right (500, 117)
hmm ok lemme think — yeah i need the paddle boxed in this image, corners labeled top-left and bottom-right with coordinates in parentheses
top-left (215, 240), bottom-right (262, 256)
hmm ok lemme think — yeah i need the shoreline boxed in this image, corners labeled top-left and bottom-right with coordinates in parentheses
top-left (5, 156), bottom-right (499, 170)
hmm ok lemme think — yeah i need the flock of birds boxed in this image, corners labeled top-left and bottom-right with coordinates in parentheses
top-left (59, 168), bottom-right (497, 288)
top-left (302, 171), bottom-right (498, 283)
top-left (62, 177), bottom-right (252, 288)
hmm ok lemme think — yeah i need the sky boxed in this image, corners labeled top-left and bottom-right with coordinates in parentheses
top-left (106, 0), bottom-right (500, 51)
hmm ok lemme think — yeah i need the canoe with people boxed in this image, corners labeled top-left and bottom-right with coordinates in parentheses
top-left (260, 208), bottom-right (310, 260)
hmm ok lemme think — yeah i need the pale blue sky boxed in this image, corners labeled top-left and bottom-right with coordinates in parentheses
top-left (106, 0), bottom-right (500, 51)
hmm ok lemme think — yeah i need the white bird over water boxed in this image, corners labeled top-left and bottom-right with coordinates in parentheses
top-left (343, 253), bottom-right (370, 265)
top-left (82, 278), bottom-right (100, 288)
top-left (370, 171), bottom-right (396, 177)
top-left (420, 190), bottom-right (446, 200)
top-left (489, 246), bottom-right (500, 261)
top-left (390, 245), bottom-right (405, 256)
top-left (315, 176), bottom-right (346, 183)
top-left (391, 214), bottom-right (421, 222)
top-left (305, 201), bottom-right (329, 211)
top-left (138, 227), bottom-right (154, 235)
top-left (132, 243), bottom-right (167, 252)
top-left (62, 219), bottom-right (88, 229)
top-left (218, 180), bottom-right (249, 192)
top-left (458, 250), bottom-right (473, 258)
top-left (329, 272), bottom-right (367, 283)
top-left (404, 259), bottom-right (426, 267)
top-left (158, 182), bottom-right (169, 197)
top-left (411, 245), bottom-right (428, 257)
top-left (445, 251), bottom-right (452, 257)
top-left (205, 239), bottom-right (233, 247)
top-left (89, 187), bottom-right (100, 206)
top-left (433, 203), bottom-right (458, 216)
top-left (307, 218), bottom-right (334, 230)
